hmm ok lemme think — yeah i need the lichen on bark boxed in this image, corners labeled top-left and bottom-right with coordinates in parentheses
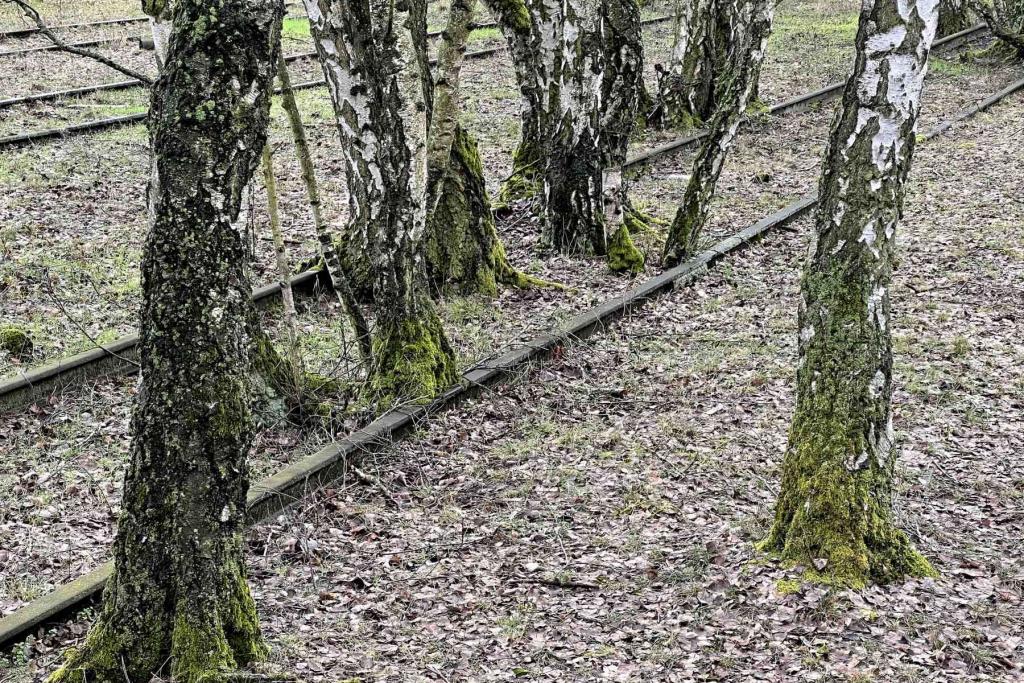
top-left (761, 0), bottom-right (940, 588)
top-left (48, 0), bottom-right (282, 680)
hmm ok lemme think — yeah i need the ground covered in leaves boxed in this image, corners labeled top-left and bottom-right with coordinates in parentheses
top-left (2, 0), bottom-right (1023, 680)
top-left (5, 66), bottom-right (1023, 683)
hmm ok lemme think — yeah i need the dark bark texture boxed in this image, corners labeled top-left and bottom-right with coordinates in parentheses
top-left (49, 0), bottom-right (282, 681)
top-left (654, 0), bottom-right (736, 129)
top-left (762, 0), bottom-right (939, 588)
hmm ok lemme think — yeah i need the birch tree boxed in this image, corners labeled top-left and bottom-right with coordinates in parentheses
top-left (662, 0), bottom-right (774, 266)
top-left (542, 0), bottom-right (609, 254)
top-left (304, 0), bottom-right (457, 404)
top-left (761, 0), bottom-right (940, 588)
top-left (49, 0), bottom-right (282, 680)
top-left (485, 0), bottom-right (551, 203)
top-left (654, 0), bottom-right (736, 129)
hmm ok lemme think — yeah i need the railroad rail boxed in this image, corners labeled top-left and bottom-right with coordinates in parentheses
top-left (1, 73), bottom-right (1019, 651)
top-left (0, 15), bottom-right (496, 58)
top-left (0, 14), bottom-right (675, 111)
top-left (0, 19), bottom-right (982, 150)
top-left (0, 21), bottom-right (995, 410)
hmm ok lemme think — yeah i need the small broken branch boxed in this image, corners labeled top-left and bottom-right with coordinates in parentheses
top-left (3, 0), bottom-right (155, 85)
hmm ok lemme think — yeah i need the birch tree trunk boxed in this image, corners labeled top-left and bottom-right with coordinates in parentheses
top-left (600, 0), bottom-right (651, 272)
top-left (542, 0), bottom-right (608, 254)
top-left (425, 0), bottom-right (537, 293)
top-left (662, 0), bottom-right (773, 267)
top-left (655, 0), bottom-right (732, 129)
top-left (261, 144), bottom-right (306, 395)
top-left (486, 0), bottom-right (561, 204)
top-left (761, 0), bottom-right (940, 588)
top-left (275, 55), bottom-right (372, 361)
top-left (305, 0), bottom-right (457, 405)
top-left (49, 1), bottom-right (282, 681)
top-left (600, 0), bottom-right (649, 166)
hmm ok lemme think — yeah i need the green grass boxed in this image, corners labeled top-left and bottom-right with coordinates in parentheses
top-left (282, 16), bottom-right (311, 39)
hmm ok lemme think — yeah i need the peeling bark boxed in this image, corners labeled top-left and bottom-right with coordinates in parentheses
top-left (49, 1), bottom-right (282, 680)
top-left (662, 0), bottom-right (774, 267)
top-left (762, 0), bottom-right (940, 588)
top-left (305, 0), bottom-right (457, 405)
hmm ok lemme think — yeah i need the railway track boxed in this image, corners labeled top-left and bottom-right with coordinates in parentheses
top-left (0, 2), bottom-right (307, 39)
top-left (0, 72), bottom-right (1019, 652)
top-left (0, 14), bottom-right (672, 110)
top-left (0, 19), bottom-right (982, 149)
top-left (0, 15), bottom-right (496, 58)
top-left (0, 18), bottom-right (510, 109)
top-left (0, 21), bottom-right (995, 410)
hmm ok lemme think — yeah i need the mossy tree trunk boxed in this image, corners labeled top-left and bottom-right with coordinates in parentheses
top-left (542, 0), bottom-right (608, 255)
top-left (662, 0), bottom-right (773, 267)
top-left (761, 0), bottom-right (940, 588)
top-left (969, 0), bottom-right (1024, 55)
top-left (485, 0), bottom-right (556, 203)
top-left (305, 0), bottom-right (458, 406)
top-left (49, 1), bottom-right (282, 681)
top-left (654, 0), bottom-right (734, 129)
top-left (423, 0), bottom-right (535, 294)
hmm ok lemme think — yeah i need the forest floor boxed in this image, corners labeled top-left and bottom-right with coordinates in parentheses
top-left (2, 0), bottom-right (1023, 681)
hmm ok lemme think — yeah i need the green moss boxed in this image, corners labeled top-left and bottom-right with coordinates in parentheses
top-left (493, 240), bottom-right (564, 290)
top-left (489, 0), bottom-right (531, 33)
top-left (49, 623), bottom-right (125, 682)
top-left (759, 265), bottom-right (937, 589)
top-left (281, 17), bottom-right (310, 39)
top-left (368, 311), bottom-right (458, 408)
top-left (0, 326), bottom-right (32, 359)
top-left (220, 559), bottom-right (269, 667)
top-left (775, 578), bottom-right (802, 595)
top-left (170, 611), bottom-right (236, 683)
top-left (607, 224), bottom-right (644, 274)
top-left (497, 141), bottom-right (544, 205)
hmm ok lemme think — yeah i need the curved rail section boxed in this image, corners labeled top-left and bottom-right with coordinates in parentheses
top-left (0, 77), bottom-right (1021, 651)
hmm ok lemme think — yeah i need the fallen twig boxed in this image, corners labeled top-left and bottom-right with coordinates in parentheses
top-left (3, 0), bottom-right (155, 85)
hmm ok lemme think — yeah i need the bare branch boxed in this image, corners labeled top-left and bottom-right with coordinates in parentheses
top-left (3, 0), bottom-right (154, 85)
